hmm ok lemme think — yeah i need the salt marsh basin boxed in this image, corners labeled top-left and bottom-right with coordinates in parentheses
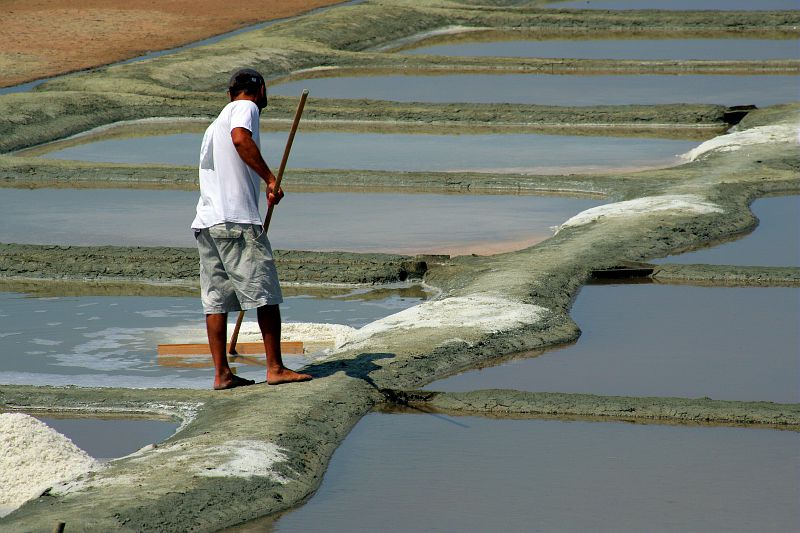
top-left (246, 412), bottom-right (800, 533)
top-left (0, 188), bottom-right (604, 255)
top-left (271, 74), bottom-right (800, 107)
top-left (401, 38), bottom-right (800, 61)
top-left (426, 284), bottom-right (800, 404)
top-left (0, 286), bottom-right (427, 388)
top-left (35, 131), bottom-right (700, 174)
top-left (656, 195), bottom-right (800, 267)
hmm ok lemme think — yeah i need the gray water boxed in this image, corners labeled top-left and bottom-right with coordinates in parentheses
top-left (426, 284), bottom-right (800, 403)
top-left (402, 38), bottom-right (800, 60)
top-left (271, 74), bottom-right (800, 107)
top-left (38, 131), bottom-right (698, 174)
top-left (547, 0), bottom-right (800, 10)
top-left (33, 416), bottom-right (178, 460)
top-left (260, 413), bottom-right (800, 533)
top-left (0, 189), bottom-right (603, 255)
top-left (656, 195), bottom-right (800, 267)
top-left (0, 287), bottom-right (424, 388)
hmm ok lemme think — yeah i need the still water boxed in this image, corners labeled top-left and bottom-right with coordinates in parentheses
top-left (255, 413), bottom-right (800, 533)
top-left (426, 284), bottom-right (800, 403)
top-left (0, 287), bottom-right (424, 388)
top-left (38, 131), bottom-right (698, 174)
top-left (546, 0), bottom-right (800, 10)
top-left (656, 195), bottom-right (800, 267)
top-left (32, 416), bottom-right (178, 460)
top-left (271, 74), bottom-right (800, 107)
top-left (402, 38), bottom-right (800, 60)
top-left (0, 189), bottom-right (604, 255)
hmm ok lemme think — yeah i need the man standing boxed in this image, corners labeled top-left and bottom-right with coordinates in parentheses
top-left (191, 68), bottom-right (312, 390)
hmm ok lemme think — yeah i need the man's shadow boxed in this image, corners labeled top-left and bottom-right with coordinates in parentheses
top-left (304, 351), bottom-right (395, 391)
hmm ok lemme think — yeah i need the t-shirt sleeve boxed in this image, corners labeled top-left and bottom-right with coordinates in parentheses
top-left (229, 100), bottom-right (259, 134)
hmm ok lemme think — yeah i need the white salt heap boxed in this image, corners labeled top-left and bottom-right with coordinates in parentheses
top-left (0, 413), bottom-right (100, 516)
top-left (340, 295), bottom-right (548, 348)
top-left (682, 123), bottom-right (798, 162)
top-left (556, 194), bottom-right (723, 233)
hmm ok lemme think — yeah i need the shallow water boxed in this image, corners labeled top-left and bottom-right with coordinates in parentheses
top-left (32, 416), bottom-right (178, 460)
top-left (272, 74), bottom-right (800, 107)
top-left (426, 284), bottom-right (800, 403)
top-left (0, 287), bottom-right (424, 388)
top-left (547, 0), bottom-right (800, 10)
top-left (0, 189), bottom-right (603, 255)
top-left (38, 131), bottom-right (698, 174)
top-left (254, 413), bottom-right (800, 533)
top-left (655, 195), bottom-right (800, 267)
top-left (403, 38), bottom-right (800, 60)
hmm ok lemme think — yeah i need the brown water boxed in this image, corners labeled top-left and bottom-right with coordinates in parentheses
top-left (235, 412), bottom-right (800, 532)
top-left (425, 284), bottom-right (800, 403)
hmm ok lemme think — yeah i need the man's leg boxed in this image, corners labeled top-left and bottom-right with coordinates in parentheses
top-left (257, 304), bottom-right (312, 384)
top-left (207, 312), bottom-right (254, 390)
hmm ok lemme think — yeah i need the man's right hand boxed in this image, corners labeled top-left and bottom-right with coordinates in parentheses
top-left (268, 184), bottom-right (284, 206)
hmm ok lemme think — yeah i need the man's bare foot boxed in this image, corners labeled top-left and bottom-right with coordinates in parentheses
top-left (267, 367), bottom-right (313, 385)
top-left (214, 374), bottom-right (256, 390)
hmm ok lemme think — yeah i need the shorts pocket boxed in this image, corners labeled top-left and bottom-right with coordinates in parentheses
top-left (208, 223), bottom-right (244, 240)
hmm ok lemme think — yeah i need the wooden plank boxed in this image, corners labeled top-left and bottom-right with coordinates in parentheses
top-left (157, 341), bottom-right (304, 356)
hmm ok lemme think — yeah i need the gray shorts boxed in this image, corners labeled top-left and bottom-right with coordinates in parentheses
top-left (196, 222), bottom-right (283, 314)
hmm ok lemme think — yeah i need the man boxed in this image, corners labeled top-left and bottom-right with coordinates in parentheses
top-left (191, 68), bottom-right (312, 390)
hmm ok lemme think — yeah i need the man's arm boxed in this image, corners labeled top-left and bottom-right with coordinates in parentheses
top-left (231, 127), bottom-right (283, 205)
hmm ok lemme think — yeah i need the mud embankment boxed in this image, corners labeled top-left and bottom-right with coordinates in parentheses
top-left (0, 243), bottom-right (428, 286)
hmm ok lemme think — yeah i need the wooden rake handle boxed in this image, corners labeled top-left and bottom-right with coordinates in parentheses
top-left (229, 89), bottom-right (309, 355)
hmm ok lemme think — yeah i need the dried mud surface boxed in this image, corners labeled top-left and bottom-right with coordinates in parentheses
top-left (0, 0), bottom-right (344, 88)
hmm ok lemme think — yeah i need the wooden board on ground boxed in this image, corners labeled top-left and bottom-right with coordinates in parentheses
top-left (157, 341), bottom-right (304, 356)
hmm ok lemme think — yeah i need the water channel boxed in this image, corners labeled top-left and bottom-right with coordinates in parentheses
top-left (425, 284), bottom-right (800, 404)
top-left (656, 195), bottom-right (800, 267)
top-left (0, 286), bottom-right (426, 389)
top-left (35, 131), bottom-right (699, 174)
top-left (0, 188), bottom-right (604, 255)
top-left (401, 38), bottom-right (800, 60)
top-left (271, 74), bottom-right (799, 107)
top-left (234, 412), bottom-right (800, 532)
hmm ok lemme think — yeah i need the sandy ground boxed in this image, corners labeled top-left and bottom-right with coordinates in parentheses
top-left (0, 0), bottom-right (342, 88)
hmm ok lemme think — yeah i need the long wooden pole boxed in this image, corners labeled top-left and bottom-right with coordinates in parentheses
top-left (228, 89), bottom-right (309, 355)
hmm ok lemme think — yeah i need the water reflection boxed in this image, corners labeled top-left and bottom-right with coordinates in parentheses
top-left (426, 284), bottom-right (800, 403)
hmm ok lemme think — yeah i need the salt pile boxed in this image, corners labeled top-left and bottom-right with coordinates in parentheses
top-left (0, 413), bottom-right (100, 516)
top-left (682, 123), bottom-right (797, 162)
top-left (556, 194), bottom-right (723, 232)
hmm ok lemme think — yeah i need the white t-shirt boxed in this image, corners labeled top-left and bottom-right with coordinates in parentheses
top-left (191, 100), bottom-right (263, 229)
